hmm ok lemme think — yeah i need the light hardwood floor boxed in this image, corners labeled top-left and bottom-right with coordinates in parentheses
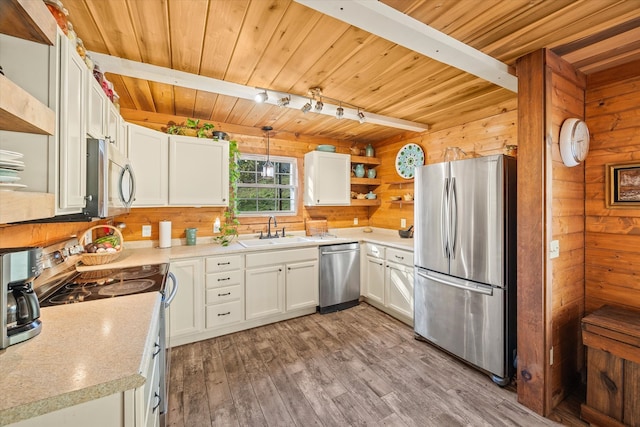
top-left (167, 303), bottom-right (586, 426)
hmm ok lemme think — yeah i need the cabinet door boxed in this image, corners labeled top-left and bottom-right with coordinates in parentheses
top-left (106, 102), bottom-right (119, 150)
top-left (364, 256), bottom-right (385, 304)
top-left (245, 265), bottom-right (284, 320)
top-left (304, 151), bottom-right (350, 206)
top-left (58, 35), bottom-right (87, 211)
top-left (86, 78), bottom-right (107, 139)
top-left (168, 258), bottom-right (204, 341)
top-left (386, 261), bottom-right (414, 320)
top-left (286, 260), bottom-right (318, 311)
top-left (117, 120), bottom-right (128, 155)
top-left (168, 136), bottom-right (229, 206)
top-left (128, 124), bottom-right (169, 206)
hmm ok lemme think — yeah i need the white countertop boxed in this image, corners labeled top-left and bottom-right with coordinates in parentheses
top-left (1, 227), bottom-right (413, 425)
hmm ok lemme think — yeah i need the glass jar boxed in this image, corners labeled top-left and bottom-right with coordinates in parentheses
top-left (93, 64), bottom-right (104, 86)
top-left (44, 0), bottom-right (68, 35)
top-left (75, 38), bottom-right (86, 60)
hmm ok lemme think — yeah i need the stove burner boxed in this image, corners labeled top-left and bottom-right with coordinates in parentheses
top-left (65, 282), bottom-right (97, 290)
top-left (97, 279), bottom-right (155, 296)
top-left (48, 290), bottom-right (92, 305)
top-left (112, 265), bottom-right (160, 281)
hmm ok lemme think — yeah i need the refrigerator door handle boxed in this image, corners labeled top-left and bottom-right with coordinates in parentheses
top-left (417, 270), bottom-right (493, 295)
top-left (442, 177), bottom-right (450, 258)
top-left (449, 177), bottom-right (457, 258)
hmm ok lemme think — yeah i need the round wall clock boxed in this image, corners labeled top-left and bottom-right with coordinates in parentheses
top-left (395, 143), bottom-right (425, 179)
top-left (559, 118), bottom-right (590, 167)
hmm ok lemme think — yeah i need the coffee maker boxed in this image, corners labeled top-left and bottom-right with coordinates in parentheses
top-left (1, 247), bottom-right (43, 349)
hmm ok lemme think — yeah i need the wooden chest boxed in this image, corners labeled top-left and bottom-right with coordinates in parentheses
top-left (581, 305), bottom-right (640, 427)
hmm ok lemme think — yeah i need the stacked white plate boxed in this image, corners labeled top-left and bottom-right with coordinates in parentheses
top-left (0, 150), bottom-right (27, 191)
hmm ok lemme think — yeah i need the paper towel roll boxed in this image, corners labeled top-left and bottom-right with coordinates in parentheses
top-left (159, 220), bottom-right (172, 248)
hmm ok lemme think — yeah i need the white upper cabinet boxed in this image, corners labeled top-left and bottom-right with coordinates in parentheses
top-left (168, 135), bottom-right (229, 206)
top-left (86, 78), bottom-right (108, 139)
top-left (304, 151), bottom-right (350, 206)
top-left (127, 123), bottom-right (169, 206)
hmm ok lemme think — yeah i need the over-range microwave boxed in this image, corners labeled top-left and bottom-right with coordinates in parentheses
top-left (84, 138), bottom-right (136, 219)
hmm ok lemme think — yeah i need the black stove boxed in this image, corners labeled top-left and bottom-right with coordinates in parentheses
top-left (38, 263), bottom-right (169, 307)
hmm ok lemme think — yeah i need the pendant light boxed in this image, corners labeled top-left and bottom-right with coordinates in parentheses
top-left (261, 126), bottom-right (274, 178)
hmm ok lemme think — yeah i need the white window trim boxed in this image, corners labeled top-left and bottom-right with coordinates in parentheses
top-left (236, 153), bottom-right (298, 217)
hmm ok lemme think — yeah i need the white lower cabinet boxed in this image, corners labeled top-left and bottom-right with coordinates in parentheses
top-left (245, 265), bottom-right (285, 320)
top-left (205, 255), bottom-right (244, 329)
top-left (286, 260), bottom-right (318, 311)
top-left (169, 258), bottom-right (204, 344)
top-left (362, 243), bottom-right (414, 325)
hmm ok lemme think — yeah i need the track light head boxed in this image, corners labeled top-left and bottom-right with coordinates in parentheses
top-left (336, 106), bottom-right (344, 119)
top-left (254, 90), bottom-right (268, 103)
top-left (301, 101), bottom-right (312, 114)
top-left (315, 100), bottom-right (324, 112)
top-left (277, 96), bottom-right (290, 107)
top-left (358, 110), bottom-right (366, 124)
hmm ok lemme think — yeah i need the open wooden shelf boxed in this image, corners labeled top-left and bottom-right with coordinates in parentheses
top-left (350, 155), bottom-right (381, 166)
top-left (351, 177), bottom-right (381, 186)
top-left (0, 0), bottom-right (57, 45)
top-left (0, 74), bottom-right (55, 135)
top-left (388, 200), bottom-right (414, 207)
top-left (351, 199), bottom-right (381, 207)
top-left (387, 179), bottom-right (414, 185)
top-left (0, 191), bottom-right (55, 224)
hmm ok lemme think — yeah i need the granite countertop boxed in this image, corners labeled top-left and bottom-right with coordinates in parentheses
top-left (1, 227), bottom-right (412, 425)
top-left (0, 293), bottom-right (161, 426)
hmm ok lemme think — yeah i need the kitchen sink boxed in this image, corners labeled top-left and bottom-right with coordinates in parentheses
top-left (238, 236), bottom-right (311, 248)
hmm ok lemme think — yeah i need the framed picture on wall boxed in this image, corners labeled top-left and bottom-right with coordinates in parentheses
top-left (606, 162), bottom-right (640, 208)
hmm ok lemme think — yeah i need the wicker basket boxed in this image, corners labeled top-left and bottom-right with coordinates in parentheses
top-left (80, 225), bottom-right (124, 265)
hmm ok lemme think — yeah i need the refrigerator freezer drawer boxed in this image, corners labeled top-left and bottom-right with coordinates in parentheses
top-left (414, 269), bottom-right (506, 377)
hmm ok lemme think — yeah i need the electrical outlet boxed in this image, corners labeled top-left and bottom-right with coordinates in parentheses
top-left (142, 225), bottom-right (152, 237)
top-left (401, 218), bottom-right (407, 228)
top-left (353, 217), bottom-right (359, 225)
top-left (550, 240), bottom-right (559, 259)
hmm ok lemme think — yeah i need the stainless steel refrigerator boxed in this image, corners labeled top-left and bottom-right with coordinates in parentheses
top-left (414, 154), bottom-right (517, 385)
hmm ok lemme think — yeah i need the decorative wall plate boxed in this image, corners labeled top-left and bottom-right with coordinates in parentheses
top-left (395, 143), bottom-right (424, 179)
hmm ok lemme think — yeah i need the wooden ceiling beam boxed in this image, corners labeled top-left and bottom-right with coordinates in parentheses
top-left (88, 50), bottom-right (429, 132)
top-left (294, 0), bottom-right (518, 92)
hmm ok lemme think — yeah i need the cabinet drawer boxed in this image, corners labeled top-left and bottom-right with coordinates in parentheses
top-left (205, 254), bottom-right (243, 272)
top-left (206, 269), bottom-right (243, 289)
top-left (206, 300), bottom-right (243, 328)
top-left (206, 284), bottom-right (242, 305)
top-left (386, 248), bottom-right (413, 267)
top-left (246, 247), bottom-right (317, 268)
top-left (364, 242), bottom-right (385, 259)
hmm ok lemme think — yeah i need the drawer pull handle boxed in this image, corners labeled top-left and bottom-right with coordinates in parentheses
top-left (218, 311), bottom-right (231, 316)
top-left (218, 277), bottom-right (231, 281)
top-left (218, 262), bottom-right (231, 266)
top-left (395, 255), bottom-right (404, 260)
top-left (152, 343), bottom-right (161, 357)
top-left (152, 392), bottom-right (161, 412)
top-left (218, 292), bottom-right (231, 296)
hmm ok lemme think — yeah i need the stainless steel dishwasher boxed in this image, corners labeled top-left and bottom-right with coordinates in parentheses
top-left (319, 242), bottom-right (360, 313)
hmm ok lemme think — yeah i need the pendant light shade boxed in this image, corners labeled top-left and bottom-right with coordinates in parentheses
top-left (261, 126), bottom-right (274, 178)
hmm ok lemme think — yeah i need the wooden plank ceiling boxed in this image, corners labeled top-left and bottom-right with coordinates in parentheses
top-left (62, 0), bottom-right (640, 143)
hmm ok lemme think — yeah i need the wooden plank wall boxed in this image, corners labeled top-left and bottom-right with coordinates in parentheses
top-left (369, 99), bottom-right (518, 229)
top-left (584, 59), bottom-right (640, 313)
top-left (115, 110), bottom-right (370, 242)
top-left (546, 51), bottom-right (586, 409)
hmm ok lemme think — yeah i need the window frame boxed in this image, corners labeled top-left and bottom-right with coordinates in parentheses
top-left (235, 153), bottom-right (298, 217)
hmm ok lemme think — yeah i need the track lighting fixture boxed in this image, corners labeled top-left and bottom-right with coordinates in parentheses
top-left (336, 104), bottom-right (344, 119)
top-left (301, 101), bottom-right (312, 114)
top-left (261, 126), bottom-right (274, 178)
top-left (277, 96), bottom-right (290, 107)
top-left (358, 110), bottom-right (366, 124)
top-left (254, 90), bottom-right (268, 103)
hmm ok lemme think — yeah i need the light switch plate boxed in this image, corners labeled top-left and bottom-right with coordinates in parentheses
top-left (142, 225), bottom-right (152, 237)
top-left (401, 218), bottom-right (407, 228)
top-left (550, 240), bottom-right (559, 259)
top-left (353, 218), bottom-right (359, 225)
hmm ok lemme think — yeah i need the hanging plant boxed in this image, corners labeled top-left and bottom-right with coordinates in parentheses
top-left (214, 139), bottom-right (240, 246)
top-left (164, 118), bottom-right (215, 138)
